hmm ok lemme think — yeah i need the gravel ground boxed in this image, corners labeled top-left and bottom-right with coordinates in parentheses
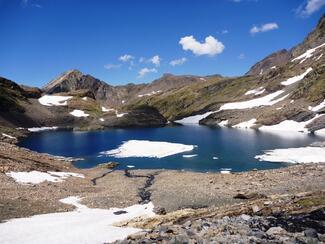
top-left (0, 142), bottom-right (325, 225)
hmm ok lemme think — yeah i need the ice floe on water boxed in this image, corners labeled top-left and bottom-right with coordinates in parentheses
top-left (219, 90), bottom-right (288, 110)
top-left (0, 196), bottom-right (155, 244)
top-left (27, 126), bottom-right (58, 132)
top-left (291, 43), bottom-right (325, 63)
top-left (220, 168), bottom-right (232, 174)
top-left (255, 146), bottom-right (325, 164)
top-left (175, 111), bottom-right (215, 124)
top-left (182, 154), bottom-right (198, 158)
top-left (5, 171), bottom-right (84, 185)
top-left (38, 95), bottom-right (72, 106)
top-left (281, 68), bottom-right (312, 86)
top-left (70, 109), bottom-right (89, 117)
top-left (233, 119), bottom-right (257, 129)
top-left (101, 140), bottom-right (195, 158)
top-left (244, 87), bottom-right (265, 96)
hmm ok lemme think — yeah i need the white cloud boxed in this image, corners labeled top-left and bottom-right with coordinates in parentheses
top-left (250, 23), bottom-right (279, 35)
top-left (179, 35), bottom-right (225, 56)
top-left (104, 64), bottom-right (121, 70)
top-left (297, 0), bottom-right (325, 16)
top-left (119, 54), bottom-right (134, 62)
top-left (137, 67), bottom-right (157, 78)
top-left (169, 57), bottom-right (187, 66)
top-left (238, 53), bottom-right (245, 60)
top-left (139, 57), bottom-right (146, 63)
top-left (221, 30), bottom-right (229, 34)
top-left (149, 55), bottom-right (161, 66)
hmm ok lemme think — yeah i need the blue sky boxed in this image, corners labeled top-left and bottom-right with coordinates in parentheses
top-left (0, 0), bottom-right (324, 87)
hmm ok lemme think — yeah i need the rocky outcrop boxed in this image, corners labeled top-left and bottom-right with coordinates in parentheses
top-left (291, 14), bottom-right (325, 57)
top-left (246, 49), bottom-right (292, 76)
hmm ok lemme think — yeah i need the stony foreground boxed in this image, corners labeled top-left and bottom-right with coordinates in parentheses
top-left (0, 141), bottom-right (325, 243)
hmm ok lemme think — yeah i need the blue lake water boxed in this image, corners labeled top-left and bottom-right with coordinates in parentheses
top-left (18, 126), bottom-right (325, 172)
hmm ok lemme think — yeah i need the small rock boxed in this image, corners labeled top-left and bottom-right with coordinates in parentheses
top-left (304, 228), bottom-right (318, 238)
top-left (240, 214), bottom-right (251, 221)
top-left (252, 205), bottom-right (260, 213)
top-left (266, 227), bottom-right (287, 236)
top-left (154, 207), bottom-right (167, 215)
top-left (113, 210), bottom-right (128, 215)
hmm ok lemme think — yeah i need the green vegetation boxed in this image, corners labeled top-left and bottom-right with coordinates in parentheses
top-left (291, 65), bottom-right (325, 103)
top-left (129, 76), bottom-right (259, 120)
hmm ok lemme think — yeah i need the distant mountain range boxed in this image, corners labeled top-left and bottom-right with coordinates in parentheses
top-left (0, 14), bottom-right (324, 135)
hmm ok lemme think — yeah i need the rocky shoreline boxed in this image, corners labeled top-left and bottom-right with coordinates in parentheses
top-left (0, 141), bottom-right (324, 242)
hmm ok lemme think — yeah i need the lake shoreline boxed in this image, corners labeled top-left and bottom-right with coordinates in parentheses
top-left (1, 141), bottom-right (324, 222)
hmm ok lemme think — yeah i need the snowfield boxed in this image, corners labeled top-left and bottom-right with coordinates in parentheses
top-left (6, 171), bottom-right (84, 184)
top-left (219, 90), bottom-right (288, 110)
top-left (101, 140), bottom-right (195, 158)
top-left (280, 68), bottom-right (312, 86)
top-left (70, 110), bottom-right (90, 117)
top-left (38, 95), bottom-right (72, 106)
top-left (0, 196), bottom-right (155, 244)
top-left (255, 146), bottom-right (325, 164)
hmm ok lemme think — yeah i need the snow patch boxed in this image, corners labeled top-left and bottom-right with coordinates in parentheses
top-left (255, 146), bottom-right (325, 164)
top-left (82, 97), bottom-right (88, 101)
top-left (6, 171), bottom-right (84, 185)
top-left (116, 112), bottom-right (128, 118)
top-left (99, 118), bottom-right (105, 122)
top-left (309, 99), bottom-right (325, 112)
top-left (38, 95), bottom-right (72, 106)
top-left (0, 196), bottom-right (155, 244)
top-left (175, 111), bottom-right (215, 124)
top-left (70, 110), bottom-right (89, 117)
top-left (138, 90), bottom-right (161, 98)
top-left (291, 43), bottom-right (325, 63)
top-left (245, 87), bottom-right (265, 96)
top-left (218, 120), bottom-right (228, 126)
top-left (220, 90), bottom-right (288, 110)
top-left (315, 53), bottom-right (323, 61)
top-left (281, 68), bottom-right (312, 86)
top-left (1, 133), bottom-right (16, 139)
top-left (233, 119), bottom-right (257, 129)
top-left (259, 115), bottom-right (319, 133)
top-left (28, 127), bottom-right (58, 132)
top-left (101, 140), bottom-right (195, 158)
top-left (102, 106), bottom-right (115, 112)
